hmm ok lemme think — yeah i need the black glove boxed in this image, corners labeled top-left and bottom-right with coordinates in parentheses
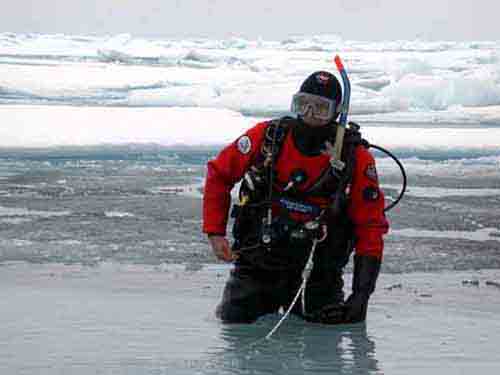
top-left (305, 303), bottom-right (345, 325)
top-left (343, 254), bottom-right (381, 323)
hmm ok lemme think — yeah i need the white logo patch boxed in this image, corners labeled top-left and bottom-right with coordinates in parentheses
top-left (237, 136), bottom-right (252, 154)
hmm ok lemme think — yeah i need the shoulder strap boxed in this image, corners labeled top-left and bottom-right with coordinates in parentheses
top-left (257, 116), bottom-right (295, 167)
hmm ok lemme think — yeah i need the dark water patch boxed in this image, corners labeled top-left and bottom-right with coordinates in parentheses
top-left (1, 146), bottom-right (499, 272)
top-left (2, 143), bottom-right (499, 164)
top-left (371, 147), bottom-right (500, 161)
top-left (388, 194), bottom-right (500, 233)
top-left (0, 145), bottom-right (218, 165)
top-left (402, 175), bottom-right (500, 189)
top-left (382, 236), bottom-right (500, 273)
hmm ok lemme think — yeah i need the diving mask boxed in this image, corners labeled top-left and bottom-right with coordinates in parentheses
top-left (290, 93), bottom-right (339, 122)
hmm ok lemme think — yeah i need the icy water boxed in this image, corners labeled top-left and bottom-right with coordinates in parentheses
top-left (0, 147), bottom-right (211, 266)
top-left (2, 263), bottom-right (500, 375)
top-left (1, 146), bottom-right (499, 270)
top-left (1, 145), bottom-right (500, 374)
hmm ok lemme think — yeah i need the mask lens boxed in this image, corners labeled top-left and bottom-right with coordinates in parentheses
top-left (291, 93), bottom-right (334, 121)
top-left (315, 101), bottom-right (331, 118)
top-left (295, 95), bottom-right (310, 113)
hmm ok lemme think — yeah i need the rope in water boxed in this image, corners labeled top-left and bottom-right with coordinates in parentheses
top-left (265, 238), bottom-right (318, 339)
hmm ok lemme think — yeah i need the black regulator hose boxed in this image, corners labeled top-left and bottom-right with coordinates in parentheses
top-left (368, 143), bottom-right (407, 212)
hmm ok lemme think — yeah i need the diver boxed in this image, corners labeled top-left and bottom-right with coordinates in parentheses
top-left (203, 64), bottom-right (393, 325)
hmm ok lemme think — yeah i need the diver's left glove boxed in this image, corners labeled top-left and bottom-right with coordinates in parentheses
top-left (343, 254), bottom-right (381, 323)
top-left (305, 303), bottom-right (345, 324)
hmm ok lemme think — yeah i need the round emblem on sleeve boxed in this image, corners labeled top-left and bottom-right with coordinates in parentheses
top-left (363, 186), bottom-right (380, 201)
top-left (237, 136), bottom-right (252, 154)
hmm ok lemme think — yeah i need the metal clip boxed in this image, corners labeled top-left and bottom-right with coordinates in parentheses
top-left (330, 159), bottom-right (345, 171)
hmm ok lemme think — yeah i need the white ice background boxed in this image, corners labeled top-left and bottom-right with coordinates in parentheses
top-left (0, 33), bottom-right (500, 151)
top-left (2, 34), bottom-right (500, 116)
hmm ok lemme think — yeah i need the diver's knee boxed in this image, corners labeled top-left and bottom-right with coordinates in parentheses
top-left (216, 303), bottom-right (257, 324)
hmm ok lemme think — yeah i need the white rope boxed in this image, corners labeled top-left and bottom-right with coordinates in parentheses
top-left (265, 239), bottom-right (318, 340)
top-left (301, 226), bottom-right (327, 317)
top-left (301, 242), bottom-right (316, 317)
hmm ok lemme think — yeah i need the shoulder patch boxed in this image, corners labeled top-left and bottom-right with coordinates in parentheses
top-left (237, 135), bottom-right (252, 154)
top-left (365, 164), bottom-right (378, 182)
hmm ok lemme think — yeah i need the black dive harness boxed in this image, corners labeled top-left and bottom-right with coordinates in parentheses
top-left (231, 116), bottom-right (344, 257)
top-left (231, 117), bottom-right (407, 260)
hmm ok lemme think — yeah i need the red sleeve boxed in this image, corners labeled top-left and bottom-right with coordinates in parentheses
top-left (347, 145), bottom-right (389, 259)
top-left (202, 122), bottom-right (268, 235)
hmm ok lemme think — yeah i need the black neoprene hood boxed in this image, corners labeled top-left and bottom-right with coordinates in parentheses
top-left (299, 71), bottom-right (343, 107)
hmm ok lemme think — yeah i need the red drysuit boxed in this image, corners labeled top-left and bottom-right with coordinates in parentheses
top-left (203, 121), bottom-right (389, 259)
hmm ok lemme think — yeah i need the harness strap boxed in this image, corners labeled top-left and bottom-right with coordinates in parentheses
top-left (257, 117), bottom-right (293, 167)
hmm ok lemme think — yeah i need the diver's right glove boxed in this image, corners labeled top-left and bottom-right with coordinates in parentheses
top-left (343, 254), bottom-right (381, 323)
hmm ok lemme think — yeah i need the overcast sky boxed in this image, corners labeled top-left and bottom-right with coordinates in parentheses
top-left (2, 0), bottom-right (499, 41)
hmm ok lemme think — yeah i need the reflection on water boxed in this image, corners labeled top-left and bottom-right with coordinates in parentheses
top-left (205, 316), bottom-right (380, 374)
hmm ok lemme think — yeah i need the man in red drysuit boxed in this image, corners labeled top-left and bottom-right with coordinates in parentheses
top-left (203, 71), bottom-right (389, 324)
